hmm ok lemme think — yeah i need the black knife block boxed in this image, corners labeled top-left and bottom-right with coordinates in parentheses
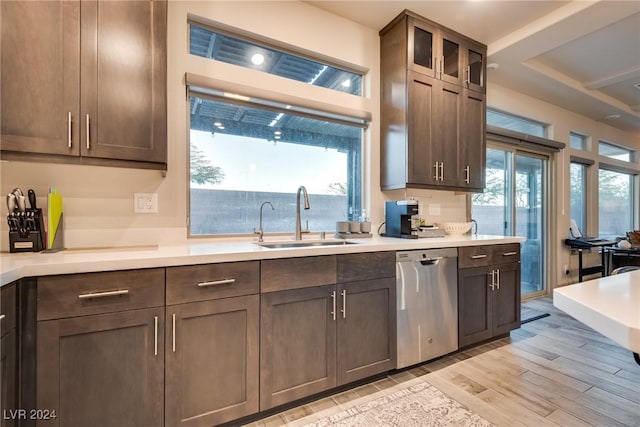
top-left (8, 208), bottom-right (45, 253)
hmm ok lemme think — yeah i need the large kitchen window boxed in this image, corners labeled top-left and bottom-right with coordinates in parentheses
top-left (598, 168), bottom-right (634, 237)
top-left (188, 94), bottom-right (364, 236)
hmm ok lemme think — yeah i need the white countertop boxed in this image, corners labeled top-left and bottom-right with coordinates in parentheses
top-left (0, 234), bottom-right (524, 286)
top-left (553, 272), bottom-right (640, 354)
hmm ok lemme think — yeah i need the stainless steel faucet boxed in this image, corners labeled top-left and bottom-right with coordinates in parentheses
top-left (295, 186), bottom-right (310, 240)
top-left (254, 201), bottom-right (274, 242)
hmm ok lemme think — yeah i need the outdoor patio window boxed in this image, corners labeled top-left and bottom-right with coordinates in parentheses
top-left (188, 94), bottom-right (364, 236)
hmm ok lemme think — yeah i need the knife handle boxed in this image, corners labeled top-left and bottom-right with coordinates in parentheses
top-left (28, 189), bottom-right (37, 210)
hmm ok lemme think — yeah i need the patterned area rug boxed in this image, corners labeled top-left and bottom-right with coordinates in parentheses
top-left (299, 381), bottom-right (494, 427)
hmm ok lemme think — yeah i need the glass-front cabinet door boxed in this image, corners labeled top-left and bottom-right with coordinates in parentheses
top-left (439, 35), bottom-right (461, 86)
top-left (465, 41), bottom-right (486, 93)
top-left (408, 18), bottom-right (437, 79)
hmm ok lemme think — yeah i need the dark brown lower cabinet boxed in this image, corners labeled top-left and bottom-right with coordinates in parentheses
top-left (260, 286), bottom-right (337, 410)
top-left (36, 308), bottom-right (164, 427)
top-left (337, 278), bottom-right (395, 385)
top-left (1, 330), bottom-right (16, 427)
top-left (458, 262), bottom-right (520, 348)
top-left (1, 282), bottom-right (17, 427)
top-left (165, 295), bottom-right (259, 427)
top-left (260, 279), bottom-right (396, 410)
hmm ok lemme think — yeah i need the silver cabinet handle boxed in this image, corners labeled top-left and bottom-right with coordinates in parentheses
top-left (154, 316), bottom-right (158, 356)
top-left (471, 254), bottom-right (487, 259)
top-left (464, 166), bottom-right (470, 184)
top-left (67, 112), bottom-right (72, 148)
top-left (172, 313), bottom-right (176, 353)
top-left (496, 269), bottom-right (500, 290)
top-left (503, 251), bottom-right (518, 256)
top-left (464, 65), bottom-right (470, 85)
top-left (439, 162), bottom-right (444, 181)
top-left (332, 290), bottom-right (337, 320)
top-left (341, 290), bottom-right (347, 319)
top-left (85, 114), bottom-right (90, 150)
top-left (78, 289), bottom-right (129, 299)
top-left (434, 162), bottom-right (439, 180)
top-left (488, 270), bottom-right (495, 290)
top-left (197, 278), bottom-right (236, 287)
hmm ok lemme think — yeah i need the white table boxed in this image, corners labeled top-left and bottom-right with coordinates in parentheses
top-left (553, 270), bottom-right (640, 365)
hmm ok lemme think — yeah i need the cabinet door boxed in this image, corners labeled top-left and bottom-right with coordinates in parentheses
top-left (464, 41), bottom-right (486, 94)
top-left (260, 286), bottom-right (336, 410)
top-left (438, 80), bottom-right (463, 185)
top-left (1, 330), bottom-right (16, 427)
top-left (407, 72), bottom-right (438, 186)
top-left (438, 32), bottom-right (464, 87)
top-left (0, 1), bottom-right (80, 156)
top-left (165, 295), bottom-right (259, 427)
top-left (458, 266), bottom-right (492, 348)
top-left (337, 278), bottom-right (395, 385)
top-left (80, 0), bottom-right (166, 164)
top-left (407, 18), bottom-right (437, 78)
top-left (460, 89), bottom-right (486, 191)
top-left (37, 308), bottom-right (164, 427)
top-left (492, 262), bottom-right (521, 336)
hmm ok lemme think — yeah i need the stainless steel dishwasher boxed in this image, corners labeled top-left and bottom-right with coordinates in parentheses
top-left (396, 248), bottom-right (458, 369)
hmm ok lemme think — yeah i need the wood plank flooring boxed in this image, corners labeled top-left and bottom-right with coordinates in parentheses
top-left (245, 297), bottom-right (639, 426)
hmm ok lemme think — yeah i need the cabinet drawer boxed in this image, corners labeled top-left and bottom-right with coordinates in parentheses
top-left (491, 244), bottom-right (521, 265)
top-left (37, 269), bottom-right (165, 321)
top-left (458, 245), bottom-right (493, 269)
top-left (166, 261), bottom-right (259, 305)
top-left (337, 252), bottom-right (395, 282)
top-left (1, 282), bottom-right (17, 336)
top-left (261, 256), bottom-right (336, 293)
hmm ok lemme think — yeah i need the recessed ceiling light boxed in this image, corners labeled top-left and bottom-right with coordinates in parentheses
top-left (487, 63), bottom-right (499, 70)
top-left (251, 53), bottom-right (264, 65)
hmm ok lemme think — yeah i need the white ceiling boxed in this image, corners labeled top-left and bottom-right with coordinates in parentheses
top-left (305, 0), bottom-right (640, 134)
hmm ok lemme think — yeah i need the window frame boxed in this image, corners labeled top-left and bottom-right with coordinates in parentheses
top-left (597, 165), bottom-right (637, 237)
top-left (186, 87), bottom-right (367, 238)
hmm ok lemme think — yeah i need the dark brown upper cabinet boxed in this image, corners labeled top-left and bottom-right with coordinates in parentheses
top-left (0, 0), bottom-right (167, 170)
top-left (380, 10), bottom-right (487, 192)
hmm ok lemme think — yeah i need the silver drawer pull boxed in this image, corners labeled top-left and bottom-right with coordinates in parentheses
top-left (78, 289), bottom-right (129, 299)
top-left (503, 251), bottom-right (518, 256)
top-left (470, 254), bottom-right (488, 259)
top-left (197, 278), bottom-right (236, 287)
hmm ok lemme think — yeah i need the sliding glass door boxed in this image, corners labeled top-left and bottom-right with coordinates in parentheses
top-left (472, 146), bottom-right (548, 297)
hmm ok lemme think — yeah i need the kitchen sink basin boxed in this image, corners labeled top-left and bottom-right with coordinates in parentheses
top-left (257, 240), bottom-right (357, 249)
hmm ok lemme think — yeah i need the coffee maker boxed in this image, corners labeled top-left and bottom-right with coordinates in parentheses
top-left (384, 200), bottom-right (419, 239)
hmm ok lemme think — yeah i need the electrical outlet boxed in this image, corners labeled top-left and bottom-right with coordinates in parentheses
top-left (564, 264), bottom-right (570, 275)
top-left (134, 193), bottom-right (158, 213)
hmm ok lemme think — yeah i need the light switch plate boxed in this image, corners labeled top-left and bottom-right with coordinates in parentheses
top-left (134, 193), bottom-right (158, 213)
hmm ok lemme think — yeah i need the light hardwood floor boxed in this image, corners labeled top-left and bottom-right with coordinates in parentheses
top-left (244, 297), bottom-right (639, 427)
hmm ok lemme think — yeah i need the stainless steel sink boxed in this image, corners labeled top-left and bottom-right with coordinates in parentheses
top-left (257, 240), bottom-right (357, 249)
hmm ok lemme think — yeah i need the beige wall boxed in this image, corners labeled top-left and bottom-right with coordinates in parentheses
top-left (1, 0), bottom-right (638, 281)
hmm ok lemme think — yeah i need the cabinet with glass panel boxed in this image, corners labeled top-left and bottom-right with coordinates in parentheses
top-left (380, 10), bottom-right (486, 192)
